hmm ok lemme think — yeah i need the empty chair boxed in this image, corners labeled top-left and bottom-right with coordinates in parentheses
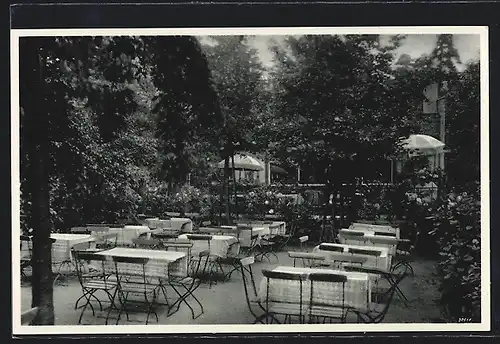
top-left (333, 255), bottom-right (369, 270)
top-left (238, 257), bottom-right (270, 324)
top-left (72, 250), bottom-right (118, 324)
top-left (343, 265), bottom-right (408, 322)
top-left (164, 241), bottom-right (204, 320)
top-left (348, 248), bottom-right (382, 257)
top-left (110, 256), bottom-right (160, 325)
top-left (89, 226), bottom-right (116, 249)
top-left (318, 244), bottom-right (344, 253)
top-left (308, 273), bottom-right (349, 323)
top-left (341, 231), bottom-right (365, 237)
top-left (255, 234), bottom-right (280, 263)
top-left (185, 234), bottom-right (213, 281)
top-left (288, 251), bottom-right (326, 268)
top-left (151, 230), bottom-right (181, 240)
top-left (261, 269), bottom-right (308, 324)
top-left (71, 227), bottom-right (90, 234)
top-left (132, 238), bottom-right (163, 250)
top-left (299, 236), bottom-right (309, 251)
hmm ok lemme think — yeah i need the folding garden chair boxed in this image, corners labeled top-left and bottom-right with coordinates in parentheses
top-left (288, 251), bottom-right (326, 268)
top-left (20, 235), bottom-right (33, 280)
top-left (333, 255), bottom-right (369, 271)
top-left (51, 237), bottom-right (77, 285)
top-left (272, 231), bottom-right (293, 252)
top-left (347, 247), bottom-right (383, 269)
top-left (110, 256), bottom-right (160, 325)
top-left (161, 239), bottom-right (201, 318)
top-left (318, 244), bottom-right (344, 253)
top-left (343, 265), bottom-right (408, 308)
top-left (164, 257), bottom-right (204, 320)
top-left (391, 231), bottom-right (420, 277)
top-left (237, 257), bottom-right (279, 324)
top-left (255, 235), bottom-right (280, 263)
top-left (132, 238), bottom-right (163, 250)
top-left (90, 226), bottom-right (117, 249)
top-left (151, 230), bottom-right (181, 240)
top-left (261, 269), bottom-right (308, 324)
top-left (71, 227), bottom-right (90, 234)
top-left (185, 234), bottom-right (215, 282)
top-left (343, 265), bottom-right (408, 323)
top-left (299, 236), bottom-right (309, 251)
top-left (72, 250), bottom-right (118, 324)
top-left (308, 273), bottom-right (349, 323)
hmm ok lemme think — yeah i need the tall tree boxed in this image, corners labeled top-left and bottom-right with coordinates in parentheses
top-left (146, 36), bottom-right (222, 195)
top-left (202, 35), bottom-right (265, 223)
top-left (20, 36), bottom-right (144, 324)
top-left (446, 61), bottom-right (480, 189)
top-left (20, 37), bottom-right (54, 325)
top-left (271, 34), bottom-right (413, 233)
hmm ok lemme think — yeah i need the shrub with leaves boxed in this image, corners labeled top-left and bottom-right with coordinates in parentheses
top-left (431, 184), bottom-right (481, 322)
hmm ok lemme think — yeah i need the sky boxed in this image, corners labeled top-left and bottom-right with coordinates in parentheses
top-left (245, 34), bottom-right (481, 70)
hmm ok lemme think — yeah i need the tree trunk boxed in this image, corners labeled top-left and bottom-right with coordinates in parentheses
top-left (29, 50), bottom-right (55, 325)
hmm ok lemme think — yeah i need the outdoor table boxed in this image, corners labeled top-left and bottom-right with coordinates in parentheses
top-left (111, 225), bottom-right (151, 246)
top-left (178, 234), bottom-right (240, 258)
top-left (146, 218), bottom-right (193, 232)
top-left (312, 243), bottom-right (391, 271)
top-left (50, 233), bottom-right (96, 263)
top-left (257, 265), bottom-right (371, 312)
top-left (261, 221), bottom-right (287, 237)
top-left (20, 233), bottom-right (95, 270)
top-left (95, 247), bottom-right (188, 278)
top-left (338, 229), bottom-right (398, 255)
top-left (349, 223), bottom-right (400, 238)
top-left (238, 226), bottom-right (266, 248)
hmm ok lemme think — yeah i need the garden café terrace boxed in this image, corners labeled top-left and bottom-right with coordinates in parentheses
top-left (20, 213), bottom-right (444, 326)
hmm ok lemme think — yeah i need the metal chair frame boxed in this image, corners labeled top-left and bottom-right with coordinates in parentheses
top-left (110, 256), bottom-right (160, 325)
top-left (308, 273), bottom-right (349, 323)
top-left (72, 250), bottom-right (118, 324)
top-left (262, 269), bottom-right (308, 324)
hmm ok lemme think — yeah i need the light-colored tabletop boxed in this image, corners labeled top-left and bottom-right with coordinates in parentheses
top-left (96, 247), bottom-right (186, 261)
top-left (178, 234), bottom-right (240, 258)
top-left (313, 243), bottom-right (391, 271)
top-left (258, 265), bottom-right (371, 311)
top-left (50, 233), bottom-right (94, 241)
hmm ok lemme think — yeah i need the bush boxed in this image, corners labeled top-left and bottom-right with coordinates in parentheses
top-left (431, 184), bottom-right (481, 322)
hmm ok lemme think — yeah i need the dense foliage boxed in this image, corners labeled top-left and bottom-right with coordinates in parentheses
top-left (431, 185), bottom-right (481, 322)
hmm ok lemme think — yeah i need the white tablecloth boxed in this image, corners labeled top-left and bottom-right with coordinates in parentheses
top-left (258, 266), bottom-right (371, 312)
top-left (103, 225), bottom-right (151, 246)
top-left (261, 222), bottom-right (287, 236)
top-left (338, 229), bottom-right (399, 255)
top-left (50, 233), bottom-right (96, 262)
top-left (349, 223), bottom-right (400, 238)
top-left (238, 227), bottom-right (266, 248)
top-left (96, 247), bottom-right (188, 278)
top-left (313, 243), bottom-right (391, 271)
top-left (178, 234), bottom-right (240, 258)
top-left (146, 218), bottom-right (193, 232)
top-left (21, 234), bottom-right (96, 269)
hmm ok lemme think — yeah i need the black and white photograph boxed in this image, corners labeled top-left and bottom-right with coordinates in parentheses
top-left (11, 26), bottom-right (489, 334)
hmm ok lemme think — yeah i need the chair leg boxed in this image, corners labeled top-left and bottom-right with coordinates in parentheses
top-left (168, 283), bottom-right (197, 319)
